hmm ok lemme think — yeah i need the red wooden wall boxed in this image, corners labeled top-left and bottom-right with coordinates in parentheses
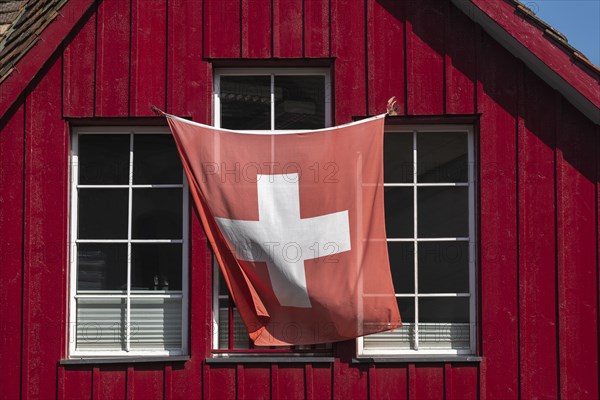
top-left (0, 0), bottom-right (598, 398)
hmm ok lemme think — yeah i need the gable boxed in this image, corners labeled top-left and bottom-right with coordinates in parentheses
top-left (452, 0), bottom-right (600, 124)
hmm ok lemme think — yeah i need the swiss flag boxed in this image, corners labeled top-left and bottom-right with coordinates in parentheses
top-left (167, 114), bottom-right (401, 346)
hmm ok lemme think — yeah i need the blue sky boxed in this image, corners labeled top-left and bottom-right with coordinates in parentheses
top-left (526, 0), bottom-right (600, 66)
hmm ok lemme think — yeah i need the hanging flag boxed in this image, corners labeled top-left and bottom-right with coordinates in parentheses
top-left (167, 114), bottom-right (401, 346)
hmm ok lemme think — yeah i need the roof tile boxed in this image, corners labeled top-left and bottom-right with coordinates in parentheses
top-left (0, 0), bottom-right (68, 81)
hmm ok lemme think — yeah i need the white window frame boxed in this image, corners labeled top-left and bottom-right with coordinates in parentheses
top-left (357, 124), bottom-right (477, 356)
top-left (68, 126), bottom-right (189, 358)
top-left (213, 68), bottom-right (332, 131)
top-left (211, 68), bottom-right (331, 350)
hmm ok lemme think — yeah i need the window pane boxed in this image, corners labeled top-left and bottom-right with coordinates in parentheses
top-left (274, 76), bottom-right (325, 129)
top-left (417, 132), bottom-right (468, 183)
top-left (130, 297), bottom-right (182, 350)
top-left (78, 134), bottom-right (130, 185)
top-left (132, 189), bottom-right (182, 239)
top-left (218, 267), bottom-right (228, 296)
top-left (398, 297), bottom-right (415, 323)
top-left (418, 322), bottom-right (470, 350)
top-left (417, 187), bottom-right (468, 238)
top-left (388, 242), bottom-right (414, 293)
top-left (419, 297), bottom-right (469, 323)
top-left (133, 134), bottom-right (182, 184)
top-left (76, 297), bottom-right (126, 351)
top-left (131, 244), bottom-right (182, 291)
top-left (384, 132), bottom-right (413, 183)
top-left (78, 189), bottom-right (128, 239)
top-left (218, 300), bottom-right (250, 349)
top-left (384, 187), bottom-right (413, 238)
top-left (220, 76), bottom-right (271, 130)
top-left (418, 242), bottom-right (469, 293)
top-left (77, 243), bottom-right (127, 290)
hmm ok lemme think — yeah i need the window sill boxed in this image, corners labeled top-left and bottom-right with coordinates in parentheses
top-left (60, 355), bottom-right (190, 365)
top-left (352, 355), bottom-right (482, 363)
top-left (206, 356), bottom-right (335, 364)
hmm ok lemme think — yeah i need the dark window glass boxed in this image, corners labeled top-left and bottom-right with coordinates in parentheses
top-left (219, 267), bottom-right (229, 295)
top-left (418, 242), bottom-right (469, 293)
top-left (417, 187), bottom-right (468, 238)
top-left (397, 298), bottom-right (415, 323)
top-left (77, 243), bottom-right (127, 290)
top-left (132, 189), bottom-right (182, 239)
top-left (133, 135), bottom-right (182, 184)
top-left (274, 76), bottom-right (325, 129)
top-left (220, 76), bottom-right (271, 130)
top-left (419, 297), bottom-right (470, 323)
top-left (388, 242), bottom-right (414, 293)
top-left (131, 244), bottom-right (182, 290)
top-left (78, 134), bottom-right (130, 185)
top-left (384, 187), bottom-right (413, 238)
top-left (78, 189), bottom-right (128, 239)
top-left (384, 132), bottom-right (413, 183)
top-left (417, 132), bottom-right (468, 183)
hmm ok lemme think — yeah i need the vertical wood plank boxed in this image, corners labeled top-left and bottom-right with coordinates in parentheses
top-left (273, 0), bottom-right (302, 58)
top-left (374, 365), bottom-right (408, 400)
top-left (208, 366), bottom-right (236, 400)
top-left (405, 0), bottom-right (444, 115)
top-left (556, 99), bottom-right (599, 398)
top-left (167, 0), bottom-right (210, 121)
top-left (93, 367), bottom-right (100, 399)
top-left (478, 357), bottom-right (486, 400)
top-left (172, 190), bottom-right (212, 398)
top-left (414, 366), bottom-right (443, 400)
top-left (95, 0), bottom-right (130, 116)
top-left (63, 7), bottom-right (96, 117)
top-left (204, 0), bottom-right (241, 58)
top-left (450, 365), bottom-right (478, 400)
top-left (271, 364), bottom-right (279, 399)
top-left (311, 363), bottom-right (332, 400)
top-left (330, 0), bottom-right (367, 123)
top-left (518, 67), bottom-right (559, 399)
top-left (22, 57), bottom-right (67, 399)
top-left (132, 365), bottom-right (164, 399)
top-left (203, 363), bottom-right (210, 400)
top-left (444, 3), bottom-right (475, 114)
top-left (278, 365), bottom-right (305, 399)
top-left (367, 0), bottom-right (405, 116)
top-left (0, 105), bottom-right (25, 400)
top-left (63, 367), bottom-right (93, 399)
top-left (126, 365), bottom-right (134, 399)
top-left (242, 365), bottom-right (271, 400)
top-left (303, 0), bottom-right (329, 58)
top-left (477, 32), bottom-right (519, 399)
top-left (96, 367), bottom-right (127, 400)
top-left (130, 0), bottom-right (167, 116)
top-left (241, 0), bottom-right (271, 58)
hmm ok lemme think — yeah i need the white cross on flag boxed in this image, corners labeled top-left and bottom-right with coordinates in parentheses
top-left (167, 114), bottom-right (401, 346)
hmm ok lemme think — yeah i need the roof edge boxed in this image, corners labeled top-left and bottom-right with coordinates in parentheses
top-left (451, 0), bottom-right (600, 125)
top-left (0, 0), bottom-right (96, 120)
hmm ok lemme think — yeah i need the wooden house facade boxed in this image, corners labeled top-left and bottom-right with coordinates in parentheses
top-left (0, 0), bottom-right (598, 398)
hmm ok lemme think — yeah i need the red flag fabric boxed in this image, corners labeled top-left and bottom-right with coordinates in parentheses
top-left (167, 114), bottom-right (401, 346)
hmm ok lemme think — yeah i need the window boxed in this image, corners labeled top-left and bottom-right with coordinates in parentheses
top-left (69, 127), bottom-right (189, 357)
top-left (212, 69), bottom-right (476, 356)
top-left (358, 125), bottom-right (477, 356)
top-left (212, 68), bottom-right (331, 351)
